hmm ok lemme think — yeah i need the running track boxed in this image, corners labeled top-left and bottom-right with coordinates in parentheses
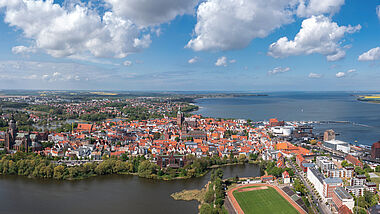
top-left (226, 183), bottom-right (307, 214)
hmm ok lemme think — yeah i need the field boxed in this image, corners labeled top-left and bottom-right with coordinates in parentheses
top-left (233, 186), bottom-right (299, 214)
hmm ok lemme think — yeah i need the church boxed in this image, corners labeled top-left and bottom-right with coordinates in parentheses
top-left (4, 115), bottom-right (45, 153)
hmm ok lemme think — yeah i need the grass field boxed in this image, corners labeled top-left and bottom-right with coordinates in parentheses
top-left (233, 186), bottom-right (299, 214)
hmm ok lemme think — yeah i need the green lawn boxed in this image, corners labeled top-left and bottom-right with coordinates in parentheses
top-left (233, 187), bottom-right (299, 214)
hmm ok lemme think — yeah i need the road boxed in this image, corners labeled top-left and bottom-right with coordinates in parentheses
top-left (289, 161), bottom-right (331, 214)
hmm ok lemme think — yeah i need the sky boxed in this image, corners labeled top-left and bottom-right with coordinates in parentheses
top-left (0, 0), bottom-right (379, 91)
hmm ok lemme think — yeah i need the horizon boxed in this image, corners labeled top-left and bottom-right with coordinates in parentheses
top-left (0, 1), bottom-right (379, 91)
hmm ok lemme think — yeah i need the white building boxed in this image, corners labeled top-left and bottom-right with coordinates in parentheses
top-left (270, 126), bottom-right (293, 137)
top-left (324, 140), bottom-right (350, 153)
top-left (307, 167), bottom-right (324, 199)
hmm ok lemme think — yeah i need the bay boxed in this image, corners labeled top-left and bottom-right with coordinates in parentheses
top-left (195, 91), bottom-right (380, 146)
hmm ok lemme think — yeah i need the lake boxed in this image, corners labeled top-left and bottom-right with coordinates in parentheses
top-left (0, 164), bottom-right (260, 214)
top-left (195, 91), bottom-right (380, 146)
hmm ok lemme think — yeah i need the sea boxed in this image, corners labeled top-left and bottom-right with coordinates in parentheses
top-left (194, 91), bottom-right (380, 146)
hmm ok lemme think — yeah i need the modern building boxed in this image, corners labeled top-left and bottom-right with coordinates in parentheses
top-left (324, 140), bottom-right (350, 153)
top-left (345, 185), bottom-right (365, 197)
top-left (326, 166), bottom-right (354, 178)
top-left (332, 187), bottom-right (354, 212)
top-left (316, 156), bottom-right (335, 172)
top-left (307, 167), bottom-right (324, 198)
top-left (323, 177), bottom-right (343, 199)
top-left (371, 141), bottom-right (380, 159)
top-left (365, 182), bottom-right (377, 193)
top-left (351, 174), bottom-right (366, 186)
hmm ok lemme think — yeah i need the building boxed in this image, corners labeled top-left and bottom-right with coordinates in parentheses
top-left (324, 140), bottom-right (350, 153)
top-left (332, 187), bottom-right (354, 212)
top-left (326, 166), bottom-right (354, 178)
top-left (351, 174), bottom-right (366, 186)
top-left (345, 185), bottom-right (365, 197)
top-left (345, 154), bottom-right (363, 167)
top-left (368, 205), bottom-right (380, 214)
top-left (4, 116), bottom-right (30, 152)
top-left (156, 153), bottom-right (187, 168)
top-left (269, 118), bottom-right (284, 127)
top-left (292, 125), bottom-right (313, 138)
top-left (282, 170), bottom-right (290, 184)
top-left (365, 182), bottom-right (377, 193)
top-left (323, 177), bottom-right (343, 199)
top-left (324, 129), bottom-right (336, 141)
top-left (371, 141), bottom-right (380, 159)
top-left (307, 167), bottom-right (324, 198)
top-left (316, 156), bottom-right (335, 172)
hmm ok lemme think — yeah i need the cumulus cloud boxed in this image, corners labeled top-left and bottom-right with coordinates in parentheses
top-left (0, 0), bottom-right (152, 59)
top-left (296, 0), bottom-right (345, 17)
top-left (188, 56), bottom-right (198, 64)
top-left (268, 66), bottom-right (291, 75)
top-left (377, 5), bottom-right (380, 20)
top-left (229, 59), bottom-right (236, 63)
top-left (105, 0), bottom-right (198, 27)
top-left (123, 60), bottom-right (132, 66)
top-left (186, 0), bottom-right (295, 51)
top-left (268, 15), bottom-right (361, 61)
top-left (215, 56), bottom-right (228, 67)
top-left (308, 73), bottom-right (322, 78)
top-left (335, 69), bottom-right (356, 78)
top-left (335, 71), bottom-right (345, 78)
top-left (358, 47), bottom-right (380, 61)
top-left (12, 46), bottom-right (36, 55)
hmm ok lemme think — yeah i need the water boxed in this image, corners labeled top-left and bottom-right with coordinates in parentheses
top-left (195, 92), bottom-right (380, 146)
top-left (0, 164), bottom-right (260, 214)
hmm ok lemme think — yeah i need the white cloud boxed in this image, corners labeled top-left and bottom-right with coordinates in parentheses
top-left (268, 66), bottom-right (291, 75)
top-left (268, 15), bottom-right (361, 61)
top-left (335, 69), bottom-right (356, 78)
top-left (215, 56), bottom-right (228, 67)
top-left (186, 0), bottom-right (295, 51)
top-left (308, 72), bottom-right (322, 78)
top-left (358, 47), bottom-right (380, 61)
top-left (12, 46), bottom-right (36, 54)
top-left (377, 5), bottom-right (380, 20)
top-left (229, 59), bottom-right (236, 63)
top-left (104, 0), bottom-right (198, 27)
top-left (123, 60), bottom-right (132, 66)
top-left (296, 0), bottom-right (345, 17)
top-left (0, 0), bottom-right (151, 59)
top-left (335, 71), bottom-right (345, 78)
top-left (188, 56), bottom-right (198, 64)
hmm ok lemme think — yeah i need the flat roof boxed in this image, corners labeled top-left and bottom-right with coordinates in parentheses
top-left (309, 167), bottom-right (324, 184)
top-left (334, 187), bottom-right (353, 200)
top-left (325, 140), bottom-right (349, 145)
top-left (324, 177), bottom-right (343, 184)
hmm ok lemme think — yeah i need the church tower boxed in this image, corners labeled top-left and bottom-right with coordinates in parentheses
top-left (177, 107), bottom-right (184, 127)
top-left (5, 115), bottom-right (17, 151)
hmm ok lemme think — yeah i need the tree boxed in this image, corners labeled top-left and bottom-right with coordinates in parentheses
top-left (53, 165), bottom-right (65, 179)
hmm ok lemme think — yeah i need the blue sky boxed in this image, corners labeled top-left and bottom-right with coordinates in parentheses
top-left (0, 0), bottom-right (379, 91)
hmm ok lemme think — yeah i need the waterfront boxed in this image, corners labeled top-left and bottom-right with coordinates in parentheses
top-left (0, 164), bottom-right (260, 214)
top-left (195, 92), bottom-right (380, 146)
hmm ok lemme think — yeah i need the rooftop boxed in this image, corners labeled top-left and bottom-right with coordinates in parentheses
top-left (334, 187), bottom-right (353, 200)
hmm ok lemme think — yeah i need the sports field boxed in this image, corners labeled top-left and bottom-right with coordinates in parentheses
top-left (233, 186), bottom-right (299, 214)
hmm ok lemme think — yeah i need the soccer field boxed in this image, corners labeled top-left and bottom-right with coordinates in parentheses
top-left (233, 187), bottom-right (300, 214)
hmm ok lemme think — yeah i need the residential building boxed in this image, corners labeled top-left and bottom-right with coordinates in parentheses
top-left (332, 187), bottom-right (354, 212)
top-left (323, 177), bottom-right (343, 199)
